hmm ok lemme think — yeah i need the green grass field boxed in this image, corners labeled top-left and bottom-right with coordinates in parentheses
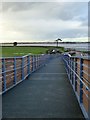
top-left (2, 46), bottom-right (64, 57)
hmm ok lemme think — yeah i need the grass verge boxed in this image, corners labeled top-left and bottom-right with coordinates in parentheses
top-left (2, 46), bottom-right (64, 57)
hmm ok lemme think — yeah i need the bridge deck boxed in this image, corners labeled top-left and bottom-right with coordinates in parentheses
top-left (2, 56), bottom-right (84, 118)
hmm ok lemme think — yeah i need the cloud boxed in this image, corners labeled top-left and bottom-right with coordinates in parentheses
top-left (2, 2), bottom-right (88, 21)
top-left (0, 2), bottom-right (88, 42)
top-left (2, 2), bottom-right (35, 12)
top-left (2, 0), bottom-right (89, 2)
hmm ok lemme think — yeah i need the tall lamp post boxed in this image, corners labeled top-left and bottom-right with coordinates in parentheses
top-left (55, 38), bottom-right (62, 47)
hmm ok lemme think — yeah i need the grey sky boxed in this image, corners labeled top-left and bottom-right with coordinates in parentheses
top-left (0, 2), bottom-right (88, 43)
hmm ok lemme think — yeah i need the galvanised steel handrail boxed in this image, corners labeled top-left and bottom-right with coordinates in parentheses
top-left (62, 54), bottom-right (90, 120)
top-left (0, 54), bottom-right (52, 94)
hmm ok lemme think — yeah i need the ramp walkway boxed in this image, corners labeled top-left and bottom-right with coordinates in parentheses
top-left (2, 56), bottom-right (84, 118)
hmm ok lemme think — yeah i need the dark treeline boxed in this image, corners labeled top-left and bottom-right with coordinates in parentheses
top-left (1, 42), bottom-right (90, 44)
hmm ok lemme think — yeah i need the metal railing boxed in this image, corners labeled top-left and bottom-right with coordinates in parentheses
top-left (62, 54), bottom-right (90, 119)
top-left (0, 54), bottom-right (52, 94)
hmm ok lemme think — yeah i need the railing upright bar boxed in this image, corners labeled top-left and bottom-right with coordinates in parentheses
top-left (32, 55), bottom-right (35, 72)
top-left (71, 58), bottom-right (73, 84)
top-left (33, 55), bottom-right (36, 71)
top-left (72, 58), bottom-right (74, 85)
top-left (2, 58), bottom-right (6, 92)
top-left (79, 58), bottom-right (83, 103)
top-left (37, 55), bottom-right (38, 68)
top-left (37, 55), bottom-right (39, 68)
top-left (28, 55), bottom-right (30, 75)
top-left (70, 57), bottom-right (71, 81)
top-left (89, 98), bottom-right (90, 120)
top-left (30, 55), bottom-right (32, 72)
top-left (67, 56), bottom-right (69, 74)
top-left (73, 58), bottom-right (75, 87)
top-left (35, 55), bottom-right (36, 69)
top-left (68, 56), bottom-right (71, 80)
top-left (36, 55), bottom-right (38, 68)
top-left (22, 57), bottom-right (24, 80)
top-left (75, 58), bottom-right (77, 91)
top-left (14, 57), bottom-right (17, 84)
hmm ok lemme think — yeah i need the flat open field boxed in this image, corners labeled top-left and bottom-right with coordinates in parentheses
top-left (2, 46), bottom-right (64, 57)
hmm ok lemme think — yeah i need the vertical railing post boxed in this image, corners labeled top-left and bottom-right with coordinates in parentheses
top-left (14, 57), bottom-right (17, 84)
top-left (34, 55), bottom-right (35, 70)
top-left (70, 57), bottom-right (72, 83)
top-left (70, 57), bottom-right (72, 82)
top-left (73, 58), bottom-right (75, 88)
top-left (35, 55), bottom-right (37, 70)
top-left (37, 55), bottom-right (38, 68)
top-left (79, 58), bottom-right (83, 103)
top-left (67, 56), bottom-right (69, 74)
top-left (69, 57), bottom-right (71, 81)
top-left (72, 58), bottom-right (74, 85)
top-left (35, 55), bottom-right (36, 70)
top-left (38, 55), bottom-right (39, 67)
top-left (89, 92), bottom-right (90, 120)
top-left (40, 55), bottom-right (41, 66)
top-left (28, 55), bottom-right (30, 75)
top-left (40, 55), bottom-right (42, 66)
top-left (42, 54), bottom-right (43, 64)
top-left (31, 55), bottom-right (33, 72)
top-left (44, 55), bottom-right (45, 65)
top-left (33, 55), bottom-right (34, 72)
top-left (37, 55), bottom-right (39, 68)
top-left (22, 57), bottom-right (24, 80)
top-left (42, 55), bottom-right (44, 65)
top-left (75, 58), bottom-right (77, 91)
top-left (2, 58), bottom-right (6, 92)
top-left (41, 55), bottom-right (43, 66)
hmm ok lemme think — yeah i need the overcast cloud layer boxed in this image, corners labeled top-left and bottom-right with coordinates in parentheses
top-left (0, 2), bottom-right (88, 43)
